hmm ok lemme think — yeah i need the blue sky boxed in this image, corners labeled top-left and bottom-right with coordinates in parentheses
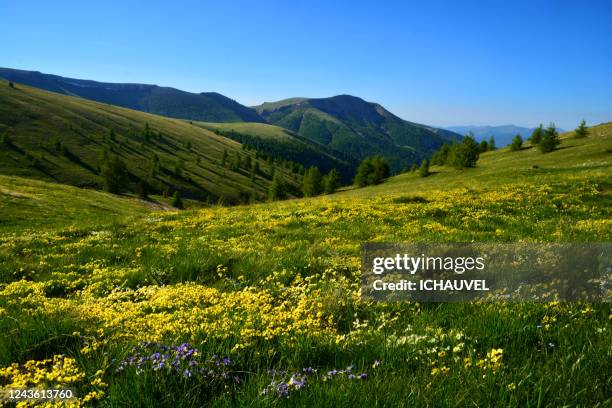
top-left (2, 0), bottom-right (611, 129)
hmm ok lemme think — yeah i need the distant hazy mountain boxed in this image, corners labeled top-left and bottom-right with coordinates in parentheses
top-left (444, 125), bottom-right (538, 146)
top-left (0, 68), bottom-right (264, 123)
top-left (255, 95), bottom-right (462, 171)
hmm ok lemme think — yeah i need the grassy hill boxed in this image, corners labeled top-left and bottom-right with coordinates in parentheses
top-left (0, 67), bottom-right (264, 123)
top-left (0, 121), bottom-right (609, 405)
top-left (0, 80), bottom-right (341, 203)
top-left (255, 94), bottom-right (462, 171)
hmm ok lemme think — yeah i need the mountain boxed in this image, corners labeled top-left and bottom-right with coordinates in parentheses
top-left (0, 80), bottom-right (351, 204)
top-left (444, 125), bottom-right (539, 146)
top-left (0, 67), bottom-right (264, 123)
top-left (255, 95), bottom-right (461, 171)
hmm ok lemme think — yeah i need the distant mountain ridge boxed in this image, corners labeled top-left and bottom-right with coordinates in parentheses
top-left (444, 125), bottom-right (538, 146)
top-left (255, 95), bottom-right (462, 171)
top-left (0, 68), bottom-right (264, 123)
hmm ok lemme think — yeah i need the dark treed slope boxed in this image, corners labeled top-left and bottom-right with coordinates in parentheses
top-left (197, 122), bottom-right (356, 182)
top-left (0, 68), bottom-right (264, 123)
top-left (0, 80), bottom-right (338, 204)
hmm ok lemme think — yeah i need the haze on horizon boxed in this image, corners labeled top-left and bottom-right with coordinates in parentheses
top-left (2, 0), bottom-right (611, 130)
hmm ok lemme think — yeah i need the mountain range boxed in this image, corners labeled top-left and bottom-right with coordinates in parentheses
top-left (0, 68), bottom-right (461, 171)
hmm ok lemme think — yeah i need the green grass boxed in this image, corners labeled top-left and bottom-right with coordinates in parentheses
top-left (0, 123), bottom-right (610, 407)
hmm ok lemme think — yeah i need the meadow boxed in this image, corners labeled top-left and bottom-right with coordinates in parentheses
top-left (0, 125), bottom-right (611, 406)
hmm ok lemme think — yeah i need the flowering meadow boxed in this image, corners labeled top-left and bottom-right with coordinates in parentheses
top-left (0, 129), bottom-right (611, 406)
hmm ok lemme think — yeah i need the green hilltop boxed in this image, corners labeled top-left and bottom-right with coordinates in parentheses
top-left (255, 94), bottom-right (462, 171)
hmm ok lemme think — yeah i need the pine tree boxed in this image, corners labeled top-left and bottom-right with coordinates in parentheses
top-left (488, 136), bottom-right (496, 151)
top-left (137, 180), bottom-right (149, 200)
top-left (431, 144), bottom-right (451, 165)
top-left (530, 124), bottom-right (543, 145)
top-left (221, 150), bottom-right (228, 166)
top-left (574, 120), bottom-right (588, 138)
top-left (419, 159), bottom-right (430, 177)
top-left (109, 128), bottom-right (116, 142)
top-left (172, 191), bottom-right (184, 209)
top-left (353, 156), bottom-right (390, 187)
top-left (478, 140), bottom-right (489, 153)
top-left (268, 175), bottom-right (286, 201)
top-left (302, 166), bottom-right (323, 197)
top-left (323, 169), bottom-right (341, 194)
top-left (510, 134), bottom-right (523, 151)
top-left (449, 135), bottom-right (480, 168)
top-left (8, 81), bottom-right (14, 88)
top-left (539, 123), bottom-right (560, 153)
top-left (101, 156), bottom-right (129, 194)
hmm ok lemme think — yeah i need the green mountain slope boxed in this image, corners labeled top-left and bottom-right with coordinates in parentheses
top-left (0, 80), bottom-right (307, 204)
top-left (0, 67), bottom-right (264, 123)
top-left (255, 95), bottom-right (462, 171)
top-left (196, 122), bottom-right (357, 181)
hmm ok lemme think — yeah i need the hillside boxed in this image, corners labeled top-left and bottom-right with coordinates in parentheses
top-left (0, 67), bottom-right (264, 123)
top-left (0, 80), bottom-right (317, 204)
top-left (255, 95), bottom-right (462, 171)
top-left (197, 121), bottom-right (356, 181)
top-left (0, 122), bottom-right (609, 406)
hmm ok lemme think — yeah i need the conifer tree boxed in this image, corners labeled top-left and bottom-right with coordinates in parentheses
top-left (510, 134), bottom-right (523, 151)
top-left (574, 120), bottom-right (588, 138)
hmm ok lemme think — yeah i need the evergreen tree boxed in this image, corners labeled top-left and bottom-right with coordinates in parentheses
top-left (8, 81), bottom-right (14, 88)
top-left (539, 123), bottom-right (560, 153)
top-left (302, 166), bottom-right (323, 197)
top-left (268, 175), bottom-right (286, 201)
top-left (510, 134), bottom-right (523, 151)
top-left (137, 179), bottom-right (149, 200)
top-left (323, 169), bottom-right (341, 194)
top-left (109, 128), bottom-right (116, 142)
top-left (530, 124), bottom-right (543, 145)
top-left (101, 156), bottom-right (129, 194)
top-left (221, 150), bottom-right (228, 166)
top-left (172, 191), bottom-right (184, 209)
top-left (353, 156), bottom-right (390, 187)
top-left (478, 140), bottom-right (488, 153)
top-left (449, 135), bottom-right (480, 169)
top-left (419, 159), bottom-right (430, 177)
top-left (488, 136), bottom-right (496, 151)
top-left (574, 120), bottom-right (588, 138)
top-left (431, 143), bottom-right (451, 165)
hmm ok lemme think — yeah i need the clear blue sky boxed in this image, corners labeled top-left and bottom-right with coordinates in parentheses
top-left (2, 0), bottom-right (611, 129)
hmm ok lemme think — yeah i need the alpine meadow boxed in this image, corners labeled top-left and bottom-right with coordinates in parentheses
top-left (1, 2), bottom-right (612, 407)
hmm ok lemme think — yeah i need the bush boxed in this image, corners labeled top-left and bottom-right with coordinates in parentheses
top-left (354, 156), bottom-right (390, 187)
top-left (510, 134), bottom-right (523, 151)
